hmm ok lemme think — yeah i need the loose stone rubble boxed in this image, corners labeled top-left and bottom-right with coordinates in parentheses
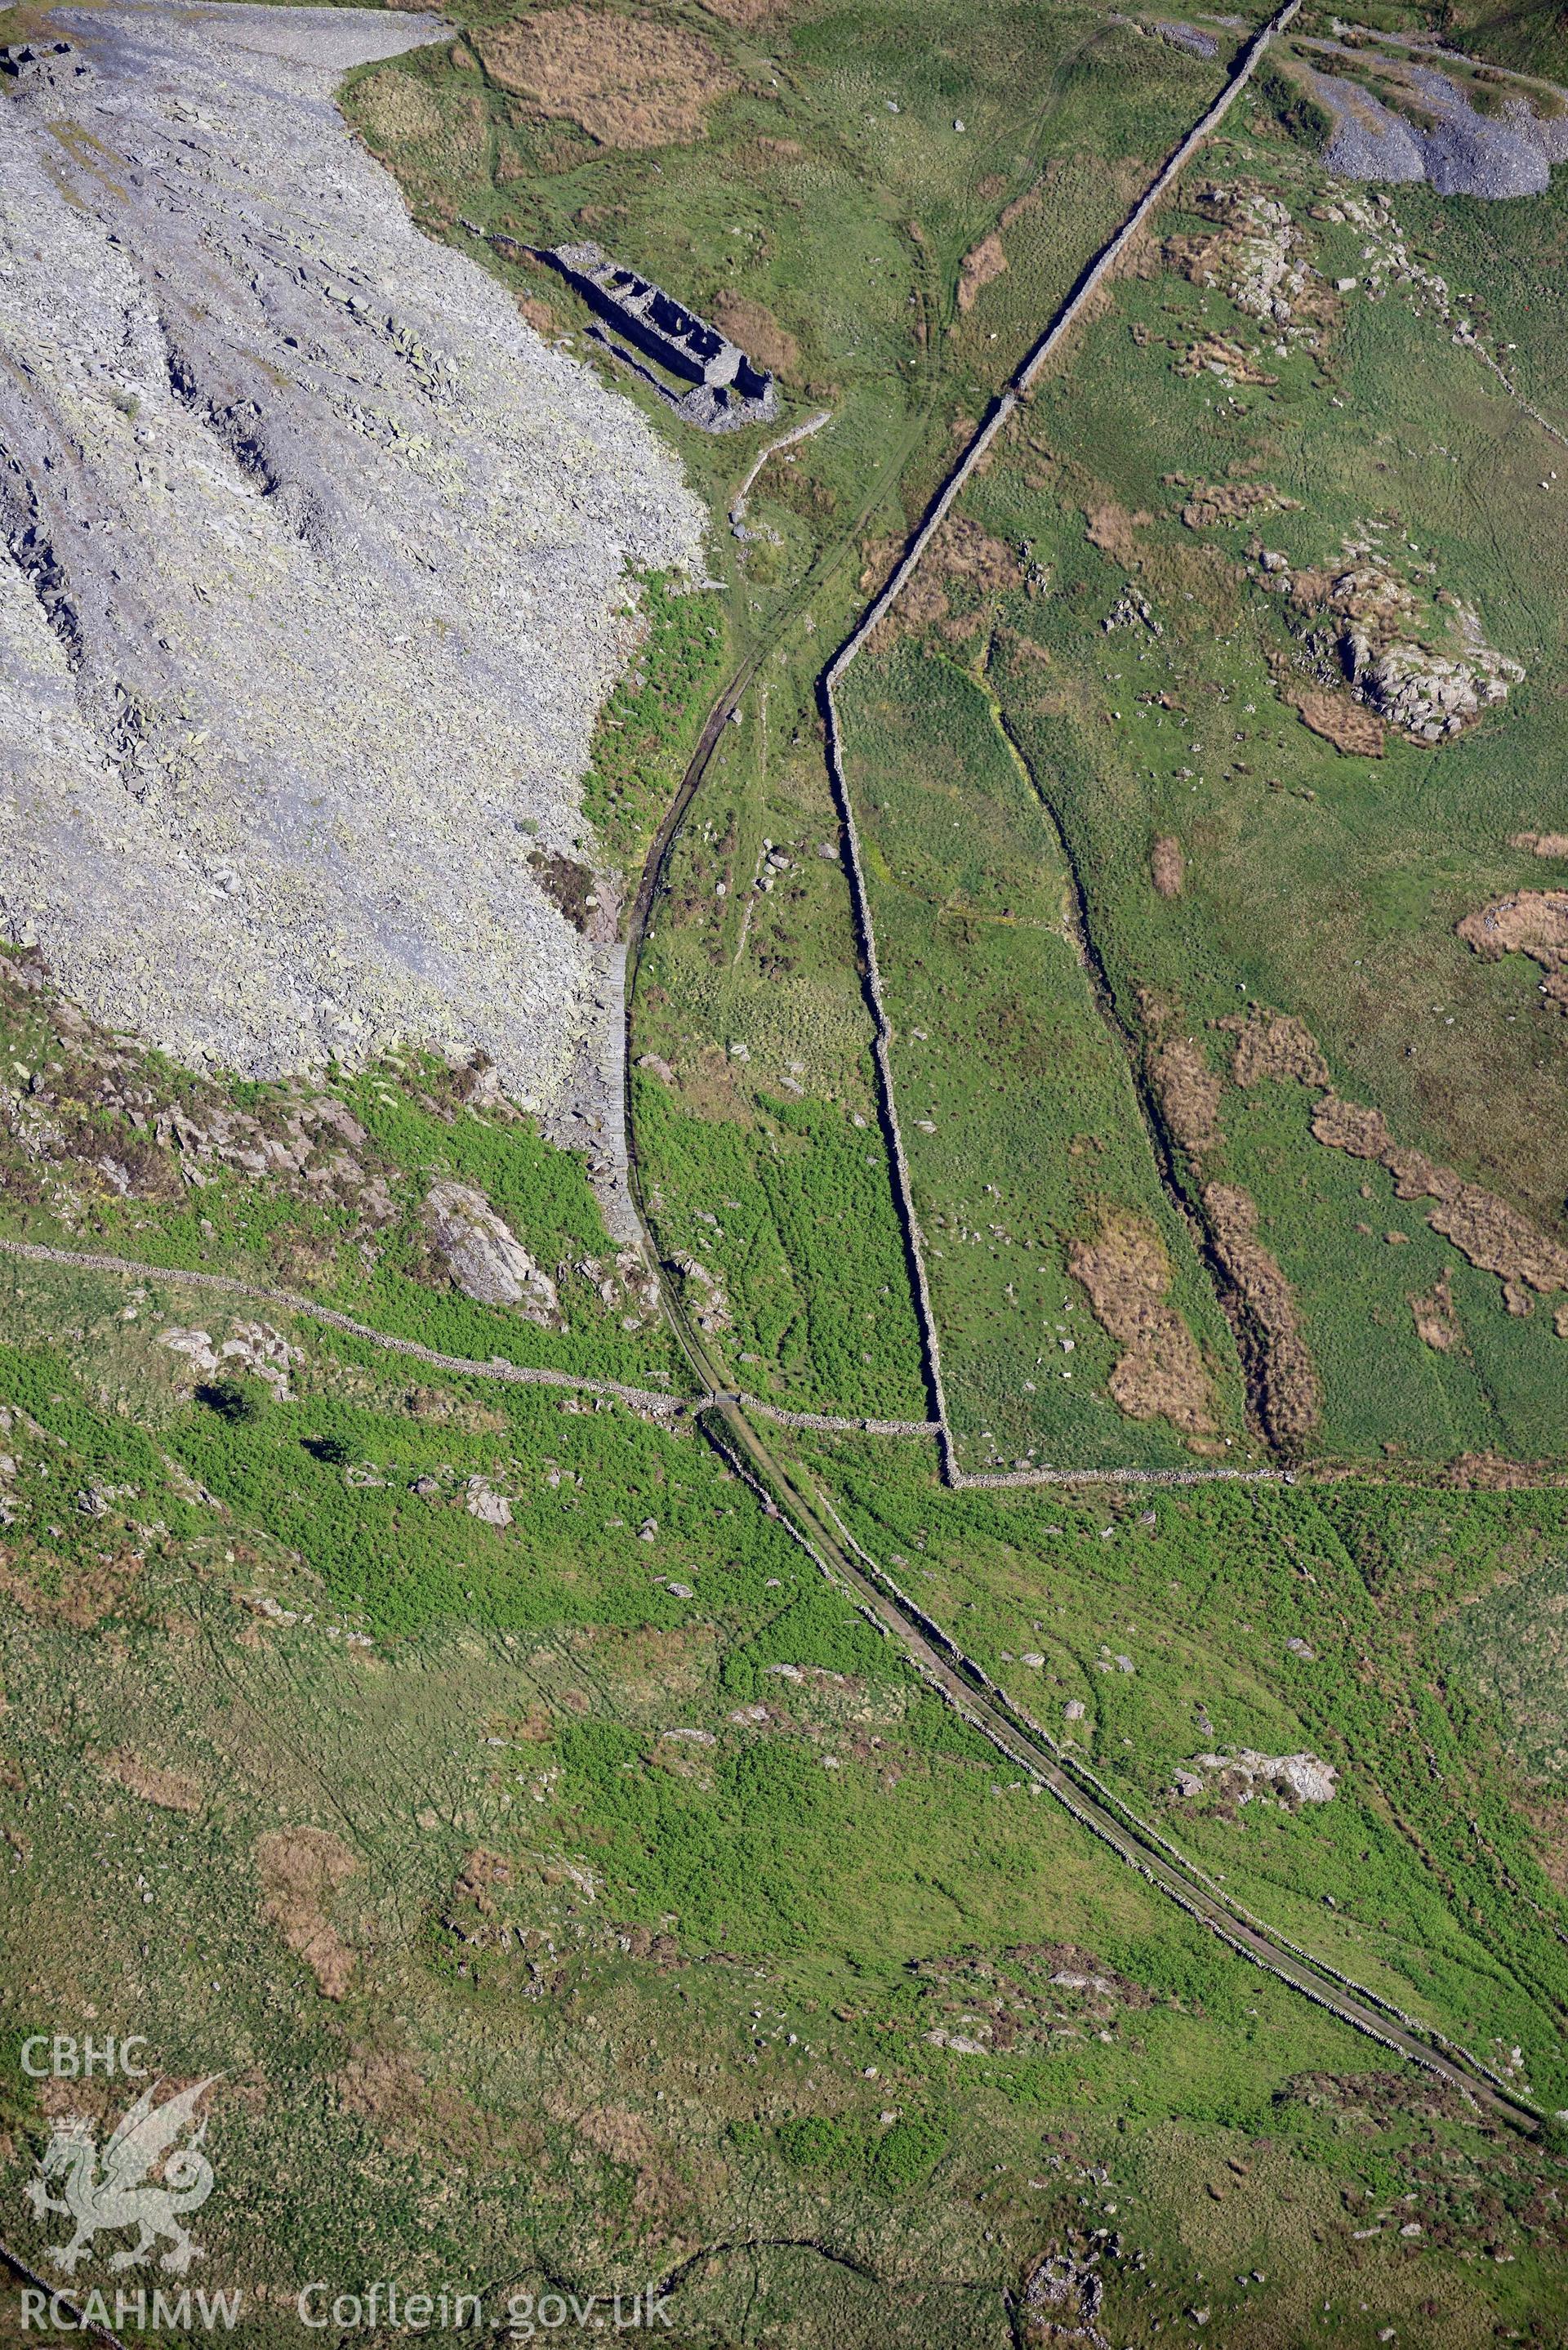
top-left (0, 6), bottom-right (704, 1146)
top-left (1311, 56), bottom-right (1568, 198)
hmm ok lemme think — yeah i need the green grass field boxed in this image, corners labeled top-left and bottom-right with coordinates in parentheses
top-left (837, 639), bottom-right (1250, 1472)
top-left (836, 87), bottom-right (1568, 1466)
top-left (7, 1278), bottom-right (1568, 2345)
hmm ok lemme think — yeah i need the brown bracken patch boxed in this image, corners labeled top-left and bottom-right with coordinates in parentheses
top-left (256, 1826), bottom-right (359, 2000)
top-left (337, 2040), bottom-right (542, 2162)
top-left (1203, 1183), bottom-right (1321, 1440)
top-left (1439, 1451), bottom-right (1556, 1490)
top-left (336, 2045), bottom-right (428, 2129)
top-left (698, 0), bottom-right (789, 20)
top-left (577, 2104), bottom-right (688, 2216)
top-left (957, 231), bottom-right (1007, 313)
top-left (1410, 1269), bottom-right (1460, 1353)
top-left (472, 10), bottom-right (737, 149)
top-left (870, 515), bottom-right (1019, 645)
top-left (1150, 835), bottom-right (1185, 898)
top-left (1175, 334), bottom-right (1276, 385)
top-left (1285, 2070), bottom-right (1478, 2130)
top-left (1084, 501), bottom-right (1150, 565)
top-left (1151, 1034), bottom-right (1222, 1158)
top-left (1511, 832), bottom-right (1568, 858)
top-left (1312, 1095), bottom-right (1568, 1301)
top-left (104, 1750), bottom-right (203, 1813)
top-left (1457, 890), bottom-right (1568, 1012)
top-left (710, 292), bottom-right (798, 375)
top-left (1311, 1094), bottom-right (1392, 1157)
top-left (1068, 1208), bottom-right (1214, 1434)
top-left (0, 1545), bottom-right (143, 1630)
top-left (1281, 683), bottom-right (1385, 757)
top-left (1179, 481), bottom-right (1301, 529)
top-left (352, 65), bottom-right (447, 146)
top-left (1418, 1175), bottom-right (1568, 1295)
top-left (530, 849), bottom-right (595, 932)
top-left (1227, 1005), bottom-right (1330, 1089)
top-left (939, 514), bottom-right (1020, 592)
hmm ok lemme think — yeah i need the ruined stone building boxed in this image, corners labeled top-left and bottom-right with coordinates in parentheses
top-left (545, 242), bottom-right (777, 432)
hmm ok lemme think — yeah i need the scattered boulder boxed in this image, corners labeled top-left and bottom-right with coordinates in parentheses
top-left (670, 1250), bottom-right (731, 1334)
top-left (158, 1321), bottom-right (297, 1398)
top-left (465, 1476), bottom-right (514, 1527)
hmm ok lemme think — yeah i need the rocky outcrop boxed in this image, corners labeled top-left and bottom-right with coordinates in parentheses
top-left (423, 1182), bottom-right (560, 1321)
top-left (1360, 632), bottom-right (1523, 740)
top-left (1276, 539), bottom-right (1522, 744)
top-left (1174, 1750), bottom-right (1338, 1804)
top-left (669, 1251), bottom-right (732, 1334)
top-left (0, 5), bottom-right (703, 1118)
top-left (158, 1320), bottom-right (299, 1397)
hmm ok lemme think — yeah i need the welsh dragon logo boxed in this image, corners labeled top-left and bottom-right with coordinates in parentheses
top-left (24, 2078), bottom-right (218, 2276)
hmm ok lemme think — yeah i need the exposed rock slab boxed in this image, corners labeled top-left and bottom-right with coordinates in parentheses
top-left (422, 1179), bottom-right (559, 1320)
top-left (0, 3), bottom-right (704, 1127)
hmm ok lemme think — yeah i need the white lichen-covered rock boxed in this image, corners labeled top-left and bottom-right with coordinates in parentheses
top-left (158, 1320), bottom-right (298, 1397)
top-left (464, 1476), bottom-right (513, 1527)
top-left (1228, 193), bottom-right (1310, 328)
top-left (1187, 185), bottom-right (1315, 335)
top-left (1361, 627), bottom-right (1524, 742)
top-left (1285, 537), bottom-right (1523, 744)
top-left (423, 1181), bottom-right (559, 1320)
top-left (1178, 1750), bottom-right (1339, 1804)
top-left (670, 1251), bottom-right (732, 1334)
top-left (0, 4), bottom-right (703, 1121)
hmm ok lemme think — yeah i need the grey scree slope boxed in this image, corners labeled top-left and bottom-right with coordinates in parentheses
top-left (1312, 57), bottom-right (1568, 195)
top-left (0, 2), bottom-right (705, 1124)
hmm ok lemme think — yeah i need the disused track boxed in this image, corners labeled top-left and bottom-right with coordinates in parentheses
top-left (704, 1382), bottom-right (1543, 2134)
